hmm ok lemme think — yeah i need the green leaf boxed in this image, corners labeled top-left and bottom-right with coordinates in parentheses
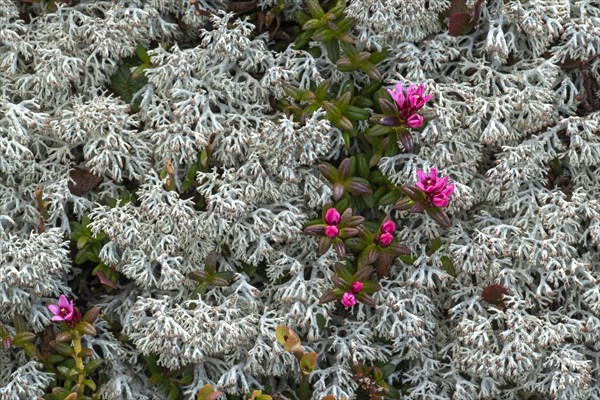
top-left (299, 352), bottom-right (317, 375)
top-left (110, 64), bottom-right (148, 110)
top-left (11, 332), bottom-right (35, 347)
top-left (316, 314), bottom-right (327, 330)
top-left (167, 384), bottom-right (181, 400)
top-left (440, 256), bottom-right (457, 277)
top-left (149, 372), bottom-right (165, 386)
top-left (366, 124), bottom-right (393, 137)
top-left (344, 105), bottom-right (369, 120)
top-left (135, 43), bottom-right (150, 64)
top-left (83, 379), bottom-right (97, 391)
top-left (295, 10), bottom-right (312, 26)
top-left (84, 358), bottom-right (104, 374)
top-left (324, 39), bottom-right (340, 62)
top-left (306, 0), bottom-right (325, 18)
top-left (429, 237), bottom-right (443, 254)
top-left (52, 342), bottom-right (75, 357)
top-left (76, 236), bottom-right (89, 249)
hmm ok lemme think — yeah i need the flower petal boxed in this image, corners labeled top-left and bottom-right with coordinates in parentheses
top-left (48, 304), bottom-right (60, 315)
top-left (58, 295), bottom-right (70, 309)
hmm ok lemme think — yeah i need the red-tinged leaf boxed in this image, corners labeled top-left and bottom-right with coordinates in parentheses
top-left (356, 292), bottom-right (377, 306)
top-left (374, 253), bottom-right (395, 278)
top-left (353, 265), bottom-right (374, 282)
top-left (319, 236), bottom-right (332, 255)
top-left (425, 207), bottom-right (451, 228)
top-left (318, 163), bottom-right (338, 182)
top-left (409, 202), bottom-right (426, 213)
top-left (197, 384), bottom-right (222, 400)
top-left (331, 274), bottom-right (348, 288)
top-left (401, 184), bottom-right (427, 202)
top-left (275, 325), bottom-right (302, 353)
top-left (64, 392), bottom-right (78, 400)
top-left (393, 196), bottom-right (415, 211)
top-left (339, 227), bottom-right (358, 239)
top-left (319, 289), bottom-right (342, 304)
top-left (332, 182), bottom-right (345, 201)
top-left (339, 207), bottom-right (353, 226)
top-left (348, 215), bottom-right (365, 228)
top-left (378, 98), bottom-right (397, 115)
top-left (96, 270), bottom-right (118, 289)
top-left (448, 13), bottom-right (472, 36)
top-left (55, 331), bottom-right (73, 343)
top-left (482, 284), bottom-right (508, 307)
top-left (337, 116), bottom-right (354, 132)
top-left (78, 347), bottom-right (94, 358)
top-left (379, 116), bottom-right (402, 127)
top-left (338, 158), bottom-right (350, 180)
top-left (205, 251), bottom-right (218, 269)
top-left (68, 167), bottom-right (103, 196)
top-left (300, 352), bottom-right (318, 375)
top-left (189, 270), bottom-right (209, 281)
top-left (389, 243), bottom-right (411, 256)
top-left (304, 224), bottom-right (327, 236)
top-left (346, 177), bottom-right (372, 196)
top-left (81, 306), bottom-right (100, 324)
top-left (77, 321), bottom-right (97, 337)
top-left (398, 131), bottom-right (414, 152)
top-left (333, 240), bottom-right (346, 259)
top-left (472, 0), bottom-right (484, 26)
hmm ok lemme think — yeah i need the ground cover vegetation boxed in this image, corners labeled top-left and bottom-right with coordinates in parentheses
top-left (1, 0), bottom-right (600, 399)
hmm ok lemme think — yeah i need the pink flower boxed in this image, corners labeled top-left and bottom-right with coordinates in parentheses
top-left (325, 208), bottom-right (341, 225)
top-left (381, 220), bottom-right (396, 234)
top-left (379, 232), bottom-right (394, 247)
top-left (351, 281), bottom-right (364, 294)
top-left (387, 83), bottom-right (433, 129)
top-left (416, 168), bottom-right (455, 208)
top-left (48, 295), bottom-right (76, 322)
top-left (325, 225), bottom-right (339, 238)
top-left (341, 292), bottom-right (357, 308)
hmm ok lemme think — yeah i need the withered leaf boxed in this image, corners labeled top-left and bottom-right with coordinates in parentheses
top-left (68, 167), bottom-right (103, 196)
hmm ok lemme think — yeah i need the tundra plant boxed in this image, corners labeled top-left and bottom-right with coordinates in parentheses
top-left (0, 0), bottom-right (599, 399)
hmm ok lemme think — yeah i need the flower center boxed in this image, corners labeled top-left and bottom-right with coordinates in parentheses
top-left (59, 307), bottom-right (68, 316)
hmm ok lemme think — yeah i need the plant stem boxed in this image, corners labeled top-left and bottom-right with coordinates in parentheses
top-left (71, 330), bottom-right (85, 390)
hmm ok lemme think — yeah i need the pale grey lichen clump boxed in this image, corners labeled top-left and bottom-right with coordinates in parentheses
top-left (1, 0), bottom-right (600, 399)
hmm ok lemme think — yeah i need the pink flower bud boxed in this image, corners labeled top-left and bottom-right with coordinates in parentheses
top-left (341, 292), bottom-right (357, 308)
top-left (381, 220), bottom-right (396, 234)
top-left (379, 232), bottom-right (393, 247)
top-left (351, 281), bottom-right (364, 294)
top-left (325, 225), bottom-right (339, 238)
top-left (325, 208), bottom-right (341, 225)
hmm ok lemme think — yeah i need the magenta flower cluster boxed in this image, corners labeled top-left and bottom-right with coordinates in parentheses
top-left (341, 280), bottom-right (364, 308)
top-left (416, 168), bottom-right (455, 208)
top-left (387, 83), bottom-right (433, 129)
top-left (325, 208), bottom-right (340, 238)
